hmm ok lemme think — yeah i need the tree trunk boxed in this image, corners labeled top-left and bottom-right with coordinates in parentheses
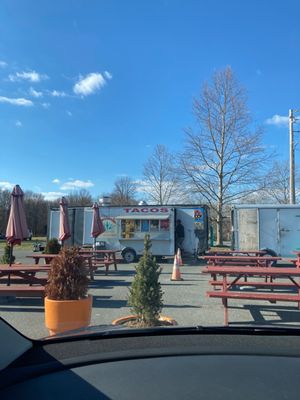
top-left (216, 202), bottom-right (223, 246)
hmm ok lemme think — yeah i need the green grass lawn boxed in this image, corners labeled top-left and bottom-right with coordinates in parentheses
top-left (0, 237), bottom-right (46, 251)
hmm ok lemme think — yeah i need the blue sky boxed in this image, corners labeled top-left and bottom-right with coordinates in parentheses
top-left (0, 0), bottom-right (299, 200)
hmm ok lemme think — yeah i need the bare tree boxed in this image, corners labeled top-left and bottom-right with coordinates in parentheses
top-left (181, 67), bottom-right (268, 245)
top-left (24, 191), bottom-right (48, 236)
top-left (0, 189), bottom-right (11, 234)
top-left (67, 189), bottom-right (93, 206)
top-left (263, 160), bottom-right (300, 204)
top-left (142, 144), bottom-right (179, 204)
top-left (110, 177), bottom-right (137, 205)
top-left (241, 161), bottom-right (300, 204)
top-left (263, 160), bottom-right (292, 204)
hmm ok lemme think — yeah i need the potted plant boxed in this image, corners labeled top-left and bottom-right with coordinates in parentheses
top-left (112, 234), bottom-right (177, 327)
top-left (43, 238), bottom-right (61, 264)
top-left (0, 244), bottom-right (15, 264)
top-left (44, 246), bottom-right (92, 336)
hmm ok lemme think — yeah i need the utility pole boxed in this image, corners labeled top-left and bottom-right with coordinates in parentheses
top-left (289, 109), bottom-right (295, 204)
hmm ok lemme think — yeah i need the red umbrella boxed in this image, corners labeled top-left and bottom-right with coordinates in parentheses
top-left (59, 197), bottom-right (71, 245)
top-left (6, 184), bottom-right (28, 266)
top-left (91, 202), bottom-right (105, 244)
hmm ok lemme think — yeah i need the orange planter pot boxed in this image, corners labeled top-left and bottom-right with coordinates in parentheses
top-left (112, 315), bottom-right (177, 326)
top-left (45, 295), bottom-right (92, 336)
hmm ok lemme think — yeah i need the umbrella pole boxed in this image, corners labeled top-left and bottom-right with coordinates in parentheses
top-left (9, 243), bottom-right (13, 266)
top-left (8, 244), bottom-right (13, 286)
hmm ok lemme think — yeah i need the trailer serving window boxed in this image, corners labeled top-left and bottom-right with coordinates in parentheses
top-left (117, 215), bottom-right (170, 239)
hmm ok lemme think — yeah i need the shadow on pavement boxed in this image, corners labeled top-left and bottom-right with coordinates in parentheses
top-left (229, 304), bottom-right (300, 325)
top-left (163, 304), bottom-right (200, 309)
top-left (0, 306), bottom-right (44, 312)
top-left (89, 279), bottom-right (131, 289)
top-left (92, 297), bottom-right (127, 309)
top-left (161, 283), bottom-right (195, 286)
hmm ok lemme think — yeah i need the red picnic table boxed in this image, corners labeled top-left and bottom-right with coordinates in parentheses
top-left (202, 255), bottom-right (281, 267)
top-left (79, 249), bottom-right (122, 275)
top-left (26, 253), bottom-right (95, 279)
top-left (0, 264), bottom-right (51, 297)
top-left (207, 249), bottom-right (267, 256)
top-left (202, 265), bottom-right (300, 325)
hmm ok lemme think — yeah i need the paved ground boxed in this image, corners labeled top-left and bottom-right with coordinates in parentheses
top-left (1, 247), bottom-right (300, 339)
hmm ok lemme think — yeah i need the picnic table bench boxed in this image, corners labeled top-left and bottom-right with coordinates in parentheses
top-left (203, 265), bottom-right (300, 325)
top-left (79, 249), bottom-right (122, 276)
top-left (202, 255), bottom-right (281, 267)
top-left (207, 250), bottom-right (267, 256)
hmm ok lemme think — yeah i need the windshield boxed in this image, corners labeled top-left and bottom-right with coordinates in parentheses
top-left (1, 0), bottom-right (300, 339)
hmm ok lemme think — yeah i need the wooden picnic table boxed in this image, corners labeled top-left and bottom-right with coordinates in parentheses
top-left (26, 253), bottom-right (93, 264)
top-left (26, 253), bottom-right (95, 279)
top-left (0, 264), bottom-right (50, 298)
top-left (207, 249), bottom-right (267, 256)
top-left (202, 255), bottom-right (281, 267)
top-left (202, 265), bottom-right (300, 325)
top-left (0, 264), bottom-right (50, 284)
top-left (79, 249), bottom-right (121, 273)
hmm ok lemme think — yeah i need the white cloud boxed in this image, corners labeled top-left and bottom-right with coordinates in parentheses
top-left (52, 178), bottom-right (60, 184)
top-left (0, 181), bottom-right (14, 190)
top-left (42, 191), bottom-right (64, 201)
top-left (0, 96), bottom-right (33, 106)
top-left (66, 110), bottom-right (72, 116)
top-left (265, 114), bottom-right (289, 126)
top-left (8, 70), bottom-right (48, 83)
top-left (73, 72), bottom-right (106, 96)
top-left (29, 87), bottom-right (43, 98)
top-left (15, 120), bottom-right (22, 127)
top-left (51, 90), bottom-right (67, 97)
top-left (41, 102), bottom-right (50, 109)
top-left (104, 70), bottom-right (112, 80)
top-left (60, 179), bottom-right (94, 190)
top-left (0, 60), bottom-right (7, 68)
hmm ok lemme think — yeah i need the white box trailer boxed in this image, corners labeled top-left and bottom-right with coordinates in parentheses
top-left (48, 204), bottom-right (209, 262)
top-left (232, 204), bottom-right (300, 257)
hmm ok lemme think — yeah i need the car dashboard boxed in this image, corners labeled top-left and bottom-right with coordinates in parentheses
top-left (1, 326), bottom-right (300, 399)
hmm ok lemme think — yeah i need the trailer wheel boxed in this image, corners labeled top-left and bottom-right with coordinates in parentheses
top-left (261, 248), bottom-right (278, 266)
top-left (122, 249), bottom-right (136, 263)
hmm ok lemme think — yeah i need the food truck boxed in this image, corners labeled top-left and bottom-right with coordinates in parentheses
top-left (48, 204), bottom-right (209, 262)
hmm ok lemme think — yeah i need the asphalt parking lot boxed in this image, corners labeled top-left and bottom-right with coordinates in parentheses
top-left (1, 249), bottom-right (300, 339)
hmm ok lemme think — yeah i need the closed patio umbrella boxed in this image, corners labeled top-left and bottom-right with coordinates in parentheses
top-left (6, 184), bottom-right (28, 266)
top-left (59, 197), bottom-right (71, 246)
top-left (91, 202), bottom-right (105, 247)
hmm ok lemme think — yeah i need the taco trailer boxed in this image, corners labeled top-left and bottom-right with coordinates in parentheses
top-left (48, 205), bottom-right (209, 262)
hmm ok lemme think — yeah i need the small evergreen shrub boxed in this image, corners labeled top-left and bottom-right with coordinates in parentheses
top-left (128, 234), bottom-right (163, 326)
top-left (45, 247), bottom-right (89, 300)
top-left (0, 244), bottom-right (15, 264)
top-left (44, 238), bottom-right (61, 254)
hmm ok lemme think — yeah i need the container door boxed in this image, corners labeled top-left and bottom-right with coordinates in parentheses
top-left (237, 208), bottom-right (258, 250)
top-left (259, 208), bottom-right (279, 253)
top-left (279, 209), bottom-right (300, 257)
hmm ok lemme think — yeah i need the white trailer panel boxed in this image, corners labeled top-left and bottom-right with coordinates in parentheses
top-left (232, 205), bottom-right (300, 257)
